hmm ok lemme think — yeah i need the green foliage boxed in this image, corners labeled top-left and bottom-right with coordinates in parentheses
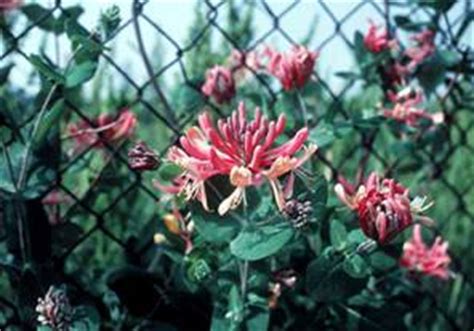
top-left (230, 223), bottom-right (294, 261)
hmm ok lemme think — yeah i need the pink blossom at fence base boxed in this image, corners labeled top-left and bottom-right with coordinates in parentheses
top-left (265, 46), bottom-right (318, 91)
top-left (36, 286), bottom-right (73, 331)
top-left (201, 65), bottom-right (236, 104)
top-left (400, 225), bottom-right (451, 280)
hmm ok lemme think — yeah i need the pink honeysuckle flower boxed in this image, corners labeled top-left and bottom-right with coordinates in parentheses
top-left (383, 87), bottom-right (444, 126)
top-left (364, 21), bottom-right (397, 53)
top-left (229, 49), bottom-right (261, 72)
top-left (404, 29), bottom-right (436, 70)
top-left (400, 224), bottom-right (451, 280)
top-left (67, 109), bottom-right (137, 151)
top-left (0, 0), bottom-right (22, 11)
top-left (335, 172), bottom-right (434, 244)
top-left (264, 45), bottom-right (318, 91)
top-left (201, 65), bottom-right (236, 104)
top-left (157, 102), bottom-right (317, 215)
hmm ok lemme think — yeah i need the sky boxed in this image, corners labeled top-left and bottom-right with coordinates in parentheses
top-left (5, 0), bottom-right (473, 94)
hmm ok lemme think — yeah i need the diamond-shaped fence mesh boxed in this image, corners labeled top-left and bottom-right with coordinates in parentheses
top-left (0, 0), bottom-right (473, 329)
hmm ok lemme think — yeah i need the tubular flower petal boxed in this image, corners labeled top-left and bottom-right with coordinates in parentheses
top-left (201, 65), bottom-right (236, 104)
top-left (400, 225), bottom-right (451, 280)
top-left (404, 29), bottom-right (436, 70)
top-left (335, 172), bottom-right (433, 244)
top-left (364, 21), bottom-right (397, 53)
top-left (0, 0), bottom-right (22, 11)
top-left (67, 109), bottom-right (136, 151)
top-left (383, 87), bottom-right (444, 126)
top-left (158, 102), bottom-right (316, 213)
top-left (265, 45), bottom-right (318, 91)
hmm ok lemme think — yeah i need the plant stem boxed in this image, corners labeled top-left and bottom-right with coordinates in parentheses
top-left (296, 90), bottom-right (308, 126)
top-left (16, 84), bottom-right (58, 190)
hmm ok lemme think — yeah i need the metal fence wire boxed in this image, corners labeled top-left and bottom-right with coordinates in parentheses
top-left (0, 0), bottom-right (473, 329)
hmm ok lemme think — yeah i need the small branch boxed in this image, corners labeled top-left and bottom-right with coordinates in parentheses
top-left (296, 90), bottom-right (309, 126)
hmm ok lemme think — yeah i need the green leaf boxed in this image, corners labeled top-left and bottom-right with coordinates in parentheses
top-left (71, 305), bottom-right (100, 331)
top-left (330, 219), bottom-right (348, 250)
top-left (343, 254), bottom-right (369, 278)
top-left (353, 31), bottom-right (367, 64)
top-left (310, 122), bottom-right (336, 148)
top-left (438, 49), bottom-right (461, 66)
top-left (306, 251), bottom-right (366, 302)
top-left (21, 4), bottom-right (56, 32)
top-left (0, 63), bottom-right (14, 85)
top-left (0, 141), bottom-right (57, 200)
top-left (33, 99), bottom-right (65, 147)
top-left (415, 0), bottom-right (455, 12)
top-left (369, 251), bottom-right (396, 270)
top-left (65, 61), bottom-right (98, 88)
top-left (348, 229), bottom-right (366, 245)
top-left (246, 305), bottom-right (270, 331)
top-left (190, 201), bottom-right (241, 243)
top-left (394, 15), bottom-right (432, 32)
top-left (417, 55), bottom-right (446, 94)
top-left (29, 55), bottom-right (64, 83)
top-left (230, 223), bottom-right (294, 261)
top-left (158, 162), bottom-right (184, 181)
top-left (22, 4), bottom-right (83, 34)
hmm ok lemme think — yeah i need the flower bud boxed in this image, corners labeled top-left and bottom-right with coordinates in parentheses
top-left (36, 286), bottom-right (73, 331)
top-left (128, 141), bottom-right (160, 171)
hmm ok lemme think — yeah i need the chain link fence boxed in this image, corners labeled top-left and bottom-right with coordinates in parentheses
top-left (0, 0), bottom-right (473, 329)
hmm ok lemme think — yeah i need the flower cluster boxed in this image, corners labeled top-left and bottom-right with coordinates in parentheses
top-left (383, 87), bottom-right (444, 127)
top-left (363, 23), bottom-right (441, 127)
top-left (364, 21), bottom-right (397, 53)
top-left (36, 286), bottom-right (74, 331)
top-left (335, 172), bottom-right (433, 244)
top-left (202, 45), bottom-right (317, 103)
top-left (0, 0), bottom-right (22, 11)
top-left (67, 109), bottom-right (136, 151)
top-left (400, 225), bottom-right (451, 279)
top-left (264, 46), bottom-right (318, 91)
top-left (228, 49), bottom-right (261, 74)
top-left (157, 102), bottom-right (316, 215)
top-left (201, 65), bottom-right (236, 104)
